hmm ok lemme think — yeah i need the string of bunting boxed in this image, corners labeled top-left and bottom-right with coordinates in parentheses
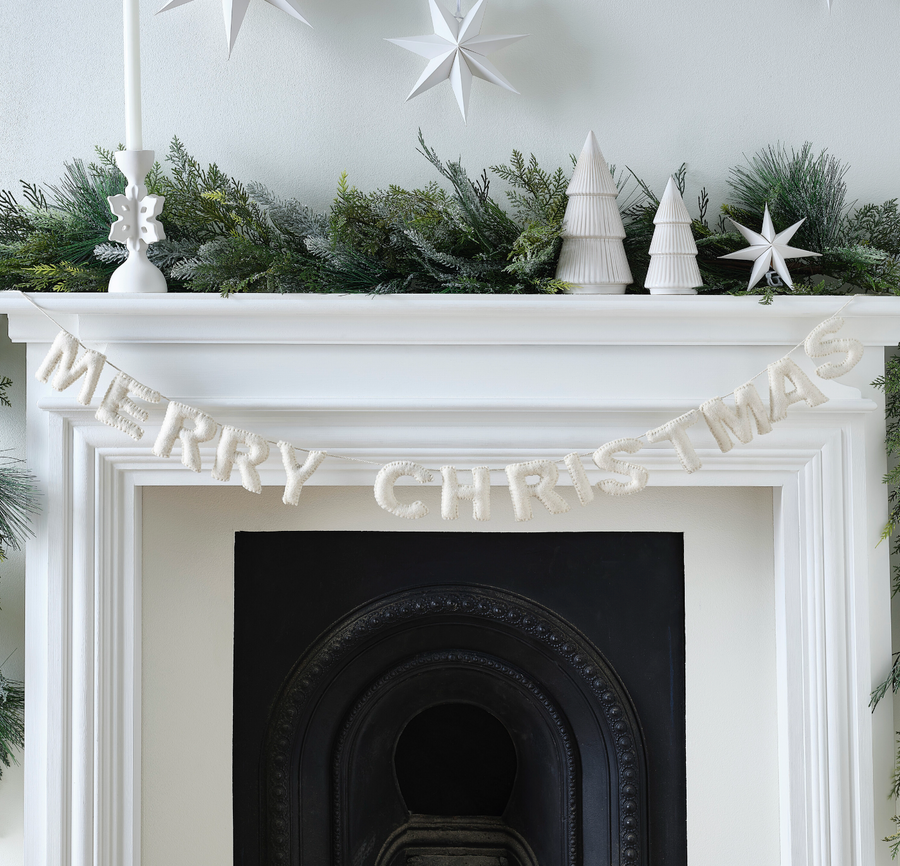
top-left (21, 293), bottom-right (865, 523)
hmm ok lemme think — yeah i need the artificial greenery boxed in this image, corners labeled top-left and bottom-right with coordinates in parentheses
top-left (0, 449), bottom-right (39, 781)
top-left (613, 142), bottom-right (900, 302)
top-left (0, 663), bottom-right (24, 781)
top-left (873, 355), bottom-right (900, 856)
top-left (1, 137), bottom-right (900, 299)
top-left (0, 456), bottom-right (39, 570)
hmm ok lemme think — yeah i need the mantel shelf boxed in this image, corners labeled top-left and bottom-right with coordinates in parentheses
top-left (2, 291), bottom-right (900, 347)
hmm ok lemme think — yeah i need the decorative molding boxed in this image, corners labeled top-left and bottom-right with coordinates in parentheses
top-left (1, 294), bottom-right (892, 866)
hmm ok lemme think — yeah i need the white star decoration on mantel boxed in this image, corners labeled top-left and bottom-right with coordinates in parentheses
top-left (386, 0), bottom-right (527, 122)
top-left (719, 204), bottom-right (820, 290)
top-left (158, 0), bottom-right (311, 57)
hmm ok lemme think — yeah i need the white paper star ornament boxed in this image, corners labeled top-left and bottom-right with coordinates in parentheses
top-left (719, 204), bottom-right (820, 290)
top-left (158, 0), bottom-right (311, 57)
top-left (387, 0), bottom-right (527, 122)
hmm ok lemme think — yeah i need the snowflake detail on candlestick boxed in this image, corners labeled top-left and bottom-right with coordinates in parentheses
top-left (108, 193), bottom-right (166, 247)
top-left (386, 0), bottom-right (527, 122)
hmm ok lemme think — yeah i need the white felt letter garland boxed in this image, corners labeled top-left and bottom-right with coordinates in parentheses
top-left (36, 330), bottom-right (106, 406)
top-left (505, 460), bottom-right (570, 522)
top-left (804, 316), bottom-right (864, 380)
top-left (375, 462), bottom-right (434, 519)
top-left (700, 383), bottom-right (773, 454)
top-left (440, 466), bottom-right (491, 521)
top-left (564, 452), bottom-right (595, 506)
top-left (592, 438), bottom-right (649, 496)
top-left (152, 401), bottom-right (218, 472)
top-left (278, 443), bottom-right (327, 506)
top-left (211, 426), bottom-right (270, 493)
top-left (767, 357), bottom-right (829, 423)
top-left (645, 410), bottom-right (703, 473)
top-left (95, 372), bottom-right (161, 441)
top-left (29, 314), bottom-right (864, 515)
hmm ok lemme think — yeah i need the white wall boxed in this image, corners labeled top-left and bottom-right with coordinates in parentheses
top-left (142, 484), bottom-right (777, 866)
top-left (1, 1), bottom-right (899, 214)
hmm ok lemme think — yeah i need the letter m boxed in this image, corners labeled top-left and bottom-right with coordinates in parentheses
top-left (36, 331), bottom-right (106, 406)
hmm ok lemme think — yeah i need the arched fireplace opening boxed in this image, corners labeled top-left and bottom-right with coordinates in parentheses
top-left (264, 587), bottom-right (647, 866)
top-left (394, 703), bottom-right (518, 817)
top-left (379, 701), bottom-right (535, 866)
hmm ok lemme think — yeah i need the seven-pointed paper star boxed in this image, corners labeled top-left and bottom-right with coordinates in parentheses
top-left (719, 204), bottom-right (820, 290)
top-left (386, 0), bottom-right (526, 122)
top-left (158, 0), bottom-right (311, 57)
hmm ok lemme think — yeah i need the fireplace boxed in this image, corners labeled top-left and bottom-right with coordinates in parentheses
top-left (3, 294), bottom-right (896, 866)
top-left (234, 532), bottom-right (685, 866)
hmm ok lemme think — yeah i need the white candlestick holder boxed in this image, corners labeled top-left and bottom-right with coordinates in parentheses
top-left (107, 150), bottom-right (167, 294)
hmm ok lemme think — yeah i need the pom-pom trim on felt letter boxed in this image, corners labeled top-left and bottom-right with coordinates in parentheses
top-left (701, 383), bottom-right (772, 454)
top-left (279, 443), bottom-right (326, 506)
top-left (36, 330), bottom-right (106, 406)
top-left (152, 401), bottom-right (218, 472)
top-left (505, 460), bottom-right (570, 522)
top-left (767, 357), bottom-right (828, 423)
top-left (804, 316), bottom-right (864, 380)
top-left (211, 426), bottom-right (270, 493)
top-left (95, 372), bottom-right (161, 441)
top-left (645, 410), bottom-right (703, 473)
top-left (564, 453), bottom-right (595, 506)
top-left (440, 466), bottom-right (491, 521)
top-left (375, 461), bottom-right (433, 519)
top-left (592, 438), bottom-right (649, 496)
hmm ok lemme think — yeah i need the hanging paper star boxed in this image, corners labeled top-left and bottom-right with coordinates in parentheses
top-left (719, 204), bottom-right (820, 290)
top-left (158, 0), bottom-right (311, 57)
top-left (386, 0), bottom-right (527, 123)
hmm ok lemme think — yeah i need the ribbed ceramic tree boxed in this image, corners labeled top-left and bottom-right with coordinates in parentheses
top-left (555, 130), bottom-right (632, 294)
top-left (645, 176), bottom-right (702, 295)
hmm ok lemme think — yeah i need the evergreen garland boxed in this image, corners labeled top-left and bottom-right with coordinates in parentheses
top-left (872, 356), bottom-right (900, 858)
top-left (1, 136), bottom-right (899, 298)
top-left (0, 452), bottom-right (39, 781)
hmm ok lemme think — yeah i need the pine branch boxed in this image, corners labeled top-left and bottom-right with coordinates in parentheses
top-left (0, 455), bottom-right (40, 558)
top-left (0, 670), bottom-right (24, 778)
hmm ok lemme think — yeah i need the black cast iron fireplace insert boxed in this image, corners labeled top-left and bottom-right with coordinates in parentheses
top-left (233, 532), bottom-right (686, 866)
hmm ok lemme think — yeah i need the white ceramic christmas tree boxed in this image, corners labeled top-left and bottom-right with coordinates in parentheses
top-left (555, 131), bottom-right (632, 294)
top-left (645, 177), bottom-right (702, 295)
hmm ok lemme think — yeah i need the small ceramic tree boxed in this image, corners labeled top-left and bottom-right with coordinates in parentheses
top-left (645, 177), bottom-right (703, 295)
top-left (555, 131), bottom-right (632, 294)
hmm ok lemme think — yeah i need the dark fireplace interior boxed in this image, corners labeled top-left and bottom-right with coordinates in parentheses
top-left (233, 532), bottom-right (686, 866)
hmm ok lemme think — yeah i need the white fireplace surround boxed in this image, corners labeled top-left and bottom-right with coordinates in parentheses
top-left (2, 292), bottom-right (898, 866)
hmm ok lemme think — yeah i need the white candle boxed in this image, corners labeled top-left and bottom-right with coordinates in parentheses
top-left (123, 0), bottom-right (143, 151)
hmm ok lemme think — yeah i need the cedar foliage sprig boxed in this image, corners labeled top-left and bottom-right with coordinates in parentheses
top-left (0, 449), bottom-right (39, 781)
top-left (871, 355), bottom-right (900, 858)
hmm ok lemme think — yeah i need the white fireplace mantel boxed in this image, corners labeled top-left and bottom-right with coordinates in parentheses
top-left (2, 292), bottom-right (898, 866)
